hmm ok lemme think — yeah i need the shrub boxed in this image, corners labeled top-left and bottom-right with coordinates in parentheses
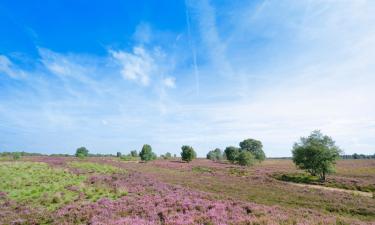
top-left (75, 147), bottom-right (89, 158)
top-left (292, 130), bottom-right (341, 181)
top-left (224, 146), bottom-right (240, 163)
top-left (237, 151), bottom-right (255, 166)
top-left (181, 145), bottom-right (196, 162)
top-left (130, 150), bottom-right (138, 157)
top-left (139, 144), bottom-right (155, 162)
top-left (120, 155), bottom-right (138, 161)
top-left (162, 152), bottom-right (172, 160)
top-left (12, 152), bottom-right (21, 160)
top-left (239, 138), bottom-right (266, 161)
top-left (207, 148), bottom-right (223, 161)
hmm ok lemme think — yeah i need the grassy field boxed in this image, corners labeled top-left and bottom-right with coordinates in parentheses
top-left (0, 157), bottom-right (374, 224)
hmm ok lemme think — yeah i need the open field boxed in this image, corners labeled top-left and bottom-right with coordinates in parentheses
top-left (0, 157), bottom-right (374, 225)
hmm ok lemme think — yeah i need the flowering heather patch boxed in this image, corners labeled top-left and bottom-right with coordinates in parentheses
top-left (1, 157), bottom-right (374, 224)
top-left (27, 156), bottom-right (73, 167)
top-left (54, 169), bottom-right (363, 225)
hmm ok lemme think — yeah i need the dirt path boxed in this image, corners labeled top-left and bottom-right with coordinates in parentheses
top-left (289, 182), bottom-right (373, 197)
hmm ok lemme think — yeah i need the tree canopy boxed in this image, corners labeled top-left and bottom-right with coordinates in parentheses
top-left (207, 148), bottom-right (223, 161)
top-left (75, 147), bottom-right (89, 158)
top-left (292, 130), bottom-right (341, 181)
top-left (239, 138), bottom-right (266, 161)
top-left (224, 146), bottom-right (240, 163)
top-left (139, 144), bottom-right (155, 162)
top-left (181, 145), bottom-right (196, 162)
top-left (237, 151), bottom-right (255, 166)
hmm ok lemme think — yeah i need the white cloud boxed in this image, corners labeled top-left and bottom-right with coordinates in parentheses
top-left (163, 76), bottom-right (176, 88)
top-left (111, 46), bottom-right (154, 86)
top-left (0, 55), bottom-right (26, 78)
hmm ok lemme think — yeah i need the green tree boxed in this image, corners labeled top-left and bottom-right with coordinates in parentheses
top-left (181, 145), bottom-right (196, 162)
top-left (12, 152), bottom-right (21, 160)
top-left (237, 151), bottom-right (255, 166)
top-left (292, 130), bottom-right (341, 181)
top-left (224, 146), bottom-right (240, 163)
top-left (239, 138), bottom-right (266, 161)
top-left (130, 150), bottom-right (138, 157)
top-left (207, 148), bottom-right (223, 161)
top-left (139, 144), bottom-right (155, 161)
top-left (75, 147), bottom-right (89, 158)
top-left (116, 152), bottom-right (122, 157)
top-left (162, 152), bottom-right (172, 159)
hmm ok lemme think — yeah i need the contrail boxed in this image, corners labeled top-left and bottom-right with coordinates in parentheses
top-left (185, 0), bottom-right (200, 96)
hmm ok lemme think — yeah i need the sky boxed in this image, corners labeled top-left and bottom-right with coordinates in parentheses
top-left (0, 0), bottom-right (374, 157)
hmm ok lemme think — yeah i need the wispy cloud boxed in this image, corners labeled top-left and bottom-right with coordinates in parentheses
top-left (0, 55), bottom-right (26, 79)
top-left (1, 0), bottom-right (374, 156)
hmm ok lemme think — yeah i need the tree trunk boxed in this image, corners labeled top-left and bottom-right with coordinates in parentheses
top-left (320, 171), bottom-right (326, 182)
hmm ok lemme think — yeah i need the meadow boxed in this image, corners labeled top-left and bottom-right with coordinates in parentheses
top-left (0, 157), bottom-right (374, 225)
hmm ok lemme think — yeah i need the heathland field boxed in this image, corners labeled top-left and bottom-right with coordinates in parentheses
top-left (0, 157), bottom-right (374, 225)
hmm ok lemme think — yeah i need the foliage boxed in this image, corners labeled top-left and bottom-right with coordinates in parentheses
top-left (161, 152), bottom-right (172, 160)
top-left (292, 130), bottom-right (341, 181)
top-left (181, 145), bottom-right (196, 162)
top-left (139, 144), bottom-right (155, 162)
top-left (0, 151), bottom-right (45, 157)
top-left (341, 153), bottom-right (375, 159)
top-left (206, 148), bottom-right (223, 161)
top-left (12, 152), bottom-right (21, 160)
top-left (273, 173), bottom-right (320, 184)
top-left (120, 155), bottom-right (139, 161)
top-left (116, 152), bottom-right (122, 157)
top-left (239, 138), bottom-right (266, 161)
top-left (237, 151), bottom-right (256, 166)
top-left (75, 147), bottom-right (89, 158)
top-left (224, 146), bottom-right (240, 163)
top-left (130, 150), bottom-right (138, 157)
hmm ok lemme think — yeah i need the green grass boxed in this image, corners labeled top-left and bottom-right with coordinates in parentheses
top-left (0, 161), bottom-right (86, 210)
top-left (0, 161), bottom-right (128, 211)
top-left (228, 167), bottom-right (249, 177)
top-left (68, 161), bottom-right (124, 174)
top-left (192, 166), bottom-right (213, 173)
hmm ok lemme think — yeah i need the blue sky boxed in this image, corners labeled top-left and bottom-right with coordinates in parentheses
top-left (1, 0), bottom-right (374, 157)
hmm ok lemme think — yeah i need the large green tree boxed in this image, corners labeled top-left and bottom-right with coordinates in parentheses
top-left (139, 144), bottom-right (155, 162)
top-left (239, 138), bottom-right (266, 161)
top-left (75, 147), bottom-right (89, 158)
top-left (181, 145), bottom-right (196, 162)
top-left (224, 146), bottom-right (240, 163)
top-left (237, 151), bottom-right (255, 166)
top-left (292, 130), bottom-right (341, 181)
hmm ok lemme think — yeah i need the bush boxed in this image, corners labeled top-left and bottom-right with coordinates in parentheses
top-left (181, 145), bottom-right (196, 162)
top-left (161, 152), bottom-right (172, 160)
top-left (12, 152), bottom-right (21, 160)
top-left (237, 151), bottom-right (255, 166)
top-left (120, 155), bottom-right (138, 161)
top-left (239, 138), bottom-right (266, 161)
top-left (207, 148), bottom-right (223, 161)
top-left (224, 146), bottom-right (240, 163)
top-left (75, 147), bottom-right (89, 158)
top-left (292, 130), bottom-right (341, 181)
top-left (139, 144), bottom-right (155, 162)
top-left (130, 150), bottom-right (138, 157)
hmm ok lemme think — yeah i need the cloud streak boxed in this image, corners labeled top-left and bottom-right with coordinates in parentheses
top-left (0, 0), bottom-right (374, 156)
